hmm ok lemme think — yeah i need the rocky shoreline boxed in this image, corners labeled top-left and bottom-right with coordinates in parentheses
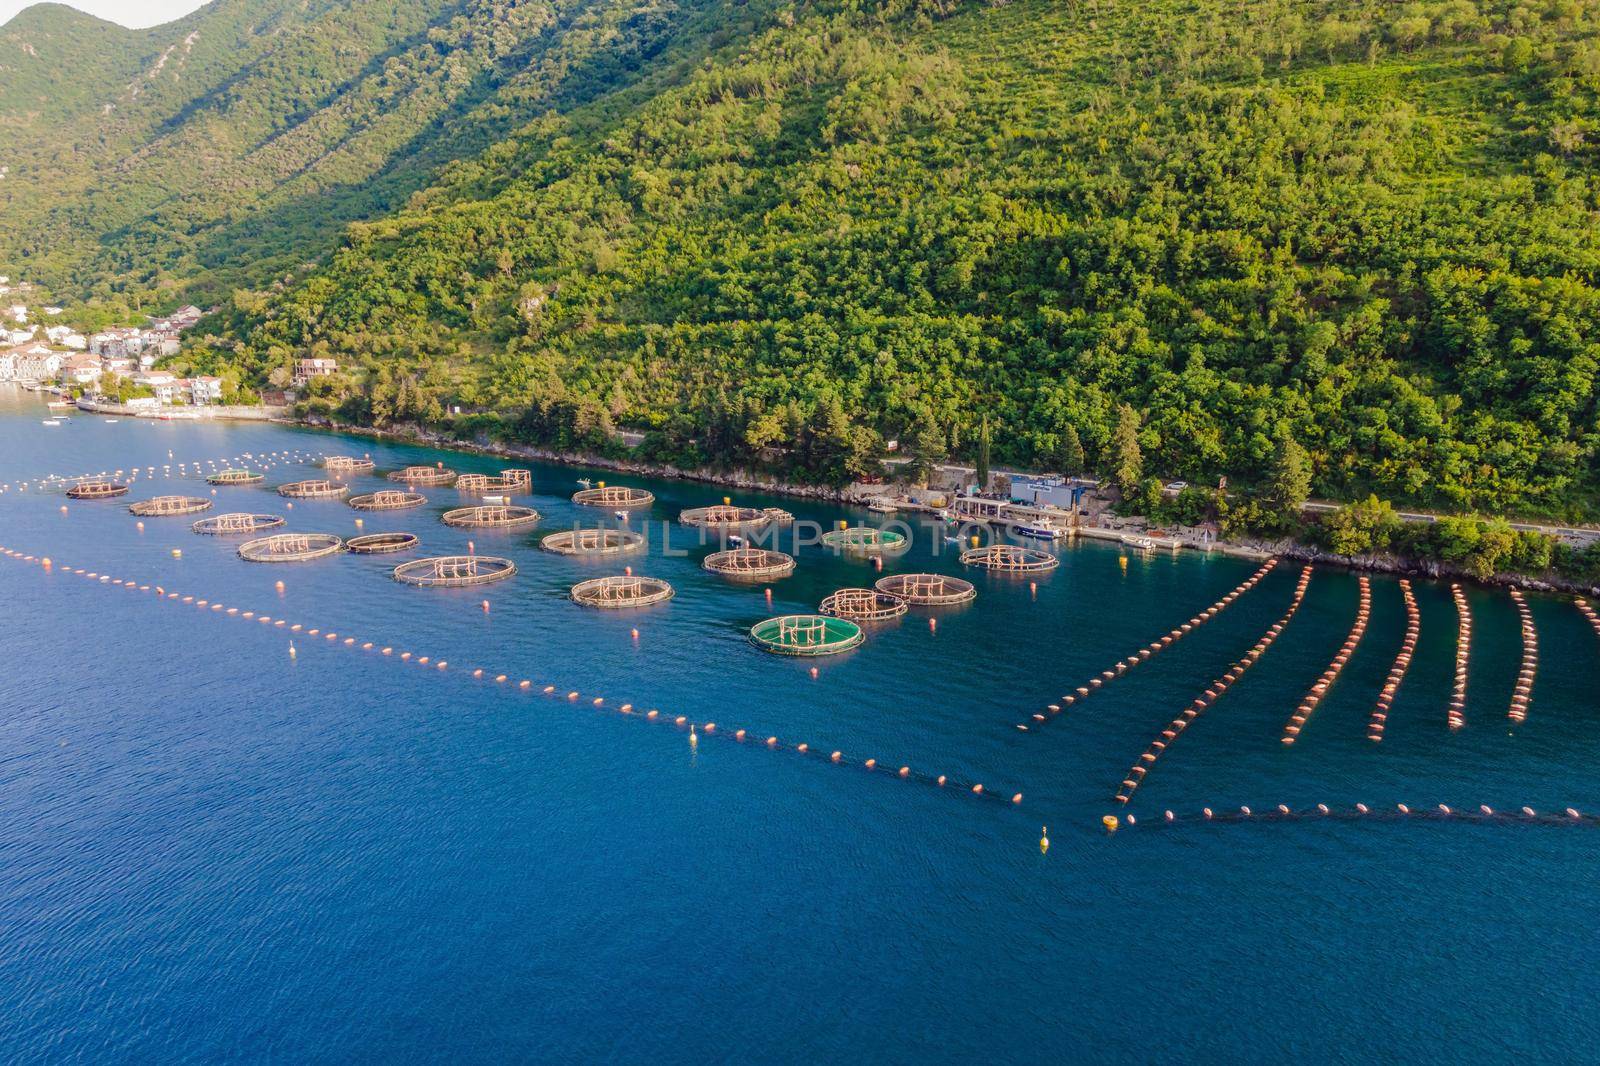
top-left (290, 415), bottom-right (1600, 596)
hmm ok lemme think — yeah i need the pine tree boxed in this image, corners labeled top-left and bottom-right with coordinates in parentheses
top-left (1111, 404), bottom-right (1143, 497)
top-left (1057, 424), bottom-right (1085, 475)
top-left (1267, 433), bottom-right (1311, 521)
top-left (975, 413), bottom-right (992, 490)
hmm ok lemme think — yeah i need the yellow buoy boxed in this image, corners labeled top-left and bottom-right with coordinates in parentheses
top-left (1119, 555), bottom-right (1128, 571)
top-left (171, 549), bottom-right (182, 558)
top-left (689, 724), bottom-right (698, 747)
top-left (1040, 826), bottom-right (1050, 853)
top-left (1102, 814), bottom-right (1119, 832)
top-left (723, 496), bottom-right (731, 505)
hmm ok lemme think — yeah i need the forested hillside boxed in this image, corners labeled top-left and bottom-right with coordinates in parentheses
top-left (9, 0), bottom-right (1600, 520)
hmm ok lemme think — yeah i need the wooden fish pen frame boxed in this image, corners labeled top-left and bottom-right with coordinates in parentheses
top-left (349, 490), bottom-right (427, 511)
top-left (821, 526), bottom-right (907, 553)
top-left (703, 548), bottom-right (796, 579)
top-left (346, 532), bottom-right (420, 554)
top-left (820, 587), bottom-right (908, 621)
top-left (750, 614), bottom-right (865, 656)
top-left (66, 480), bottom-right (128, 500)
top-left (570, 575), bottom-right (675, 608)
top-left (207, 469), bottom-right (264, 486)
top-left (323, 456), bottom-right (375, 475)
top-left (454, 469), bottom-right (532, 494)
top-left (680, 504), bottom-right (770, 531)
top-left (960, 544), bottom-right (1059, 572)
top-left (278, 479), bottom-right (350, 499)
top-left (572, 485), bottom-right (655, 509)
top-left (129, 495), bottom-right (213, 517)
top-left (875, 572), bottom-right (976, 605)
top-left (238, 532), bottom-right (343, 562)
top-left (388, 465), bottom-right (457, 486)
top-left (441, 504), bottom-right (540, 530)
top-left (540, 528), bottom-right (645, 556)
top-left (393, 554), bottom-right (516, 587)
top-left (193, 512), bottom-right (286, 535)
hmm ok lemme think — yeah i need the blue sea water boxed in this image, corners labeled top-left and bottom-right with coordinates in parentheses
top-left (1, 388), bottom-right (1596, 1063)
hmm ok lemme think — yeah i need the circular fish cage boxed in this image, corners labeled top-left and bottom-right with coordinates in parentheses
top-left (441, 504), bottom-right (541, 530)
top-left (323, 456), bottom-right (375, 475)
top-left (703, 548), bottom-right (795, 579)
top-left (349, 489), bottom-right (427, 511)
top-left (821, 526), bottom-right (907, 553)
top-left (238, 532), bottom-right (343, 563)
top-left (66, 480), bottom-right (128, 500)
top-left (192, 512), bottom-right (286, 535)
top-left (820, 587), bottom-right (909, 621)
top-left (129, 495), bottom-right (213, 517)
top-left (388, 465), bottom-right (457, 486)
top-left (453, 469), bottom-right (532, 494)
top-left (346, 532), bottom-right (420, 554)
top-left (571, 485), bottom-right (655, 509)
top-left (874, 572), bottom-right (976, 605)
top-left (750, 614), bottom-right (864, 656)
top-left (960, 544), bottom-right (1059, 572)
top-left (393, 554), bottom-right (516, 587)
top-left (278, 479), bottom-right (350, 499)
top-left (540, 528), bottom-right (645, 556)
top-left (679, 504), bottom-right (769, 531)
top-left (207, 469), bottom-right (264, 486)
top-left (570, 575), bottom-right (675, 609)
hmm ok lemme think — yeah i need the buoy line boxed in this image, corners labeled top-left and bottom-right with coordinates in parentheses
top-left (16, 449), bottom-right (316, 492)
top-left (1366, 580), bottom-right (1419, 743)
top-left (1281, 575), bottom-right (1370, 745)
top-left (1114, 566), bottom-right (1314, 805)
top-left (1508, 588), bottom-right (1537, 725)
top-left (1449, 584), bottom-right (1470, 730)
top-left (1015, 559), bottom-right (1277, 733)
top-left (0, 543), bottom-right (1025, 811)
top-left (1109, 802), bottom-right (1599, 830)
top-left (1577, 597), bottom-right (1600, 642)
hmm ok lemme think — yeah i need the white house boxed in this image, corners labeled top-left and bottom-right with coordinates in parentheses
top-left (12, 343), bottom-right (64, 381)
top-left (189, 376), bottom-right (223, 405)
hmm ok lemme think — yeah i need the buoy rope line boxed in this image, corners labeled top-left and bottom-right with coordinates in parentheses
top-left (0, 544), bottom-right (1025, 811)
top-left (1577, 597), bottom-right (1600, 642)
top-left (5, 449), bottom-right (319, 494)
top-left (1366, 580), bottom-right (1418, 743)
top-left (1114, 566), bottom-right (1313, 806)
top-left (1015, 559), bottom-right (1277, 733)
top-left (1111, 803), bottom-right (1600, 830)
top-left (1508, 588), bottom-right (1537, 725)
top-left (1281, 575), bottom-right (1370, 745)
top-left (1449, 584), bottom-right (1470, 731)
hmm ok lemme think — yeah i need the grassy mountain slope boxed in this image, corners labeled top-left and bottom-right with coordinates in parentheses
top-left (214, 0), bottom-right (1600, 517)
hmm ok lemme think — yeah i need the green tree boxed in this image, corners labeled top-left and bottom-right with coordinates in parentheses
top-left (1111, 404), bottom-right (1143, 499)
top-left (1056, 423), bottom-right (1085, 476)
top-left (1266, 434), bottom-right (1311, 523)
top-left (1323, 495), bottom-right (1400, 556)
top-left (975, 412), bottom-right (992, 491)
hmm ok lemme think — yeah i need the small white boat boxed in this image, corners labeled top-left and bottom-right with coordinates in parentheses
top-left (483, 494), bottom-right (511, 504)
top-left (728, 534), bottom-right (744, 547)
top-left (613, 510), bottom-right (628, 522)
top-left (42, 419), bottom-right (61, 426)
top-left (576, 478), bottom-right (593, 488)
top-left (103, 418), bottom-right (119, 423)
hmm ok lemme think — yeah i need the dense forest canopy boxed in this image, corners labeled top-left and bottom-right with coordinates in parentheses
top-left (6, 0), bottom-right (1600, 522)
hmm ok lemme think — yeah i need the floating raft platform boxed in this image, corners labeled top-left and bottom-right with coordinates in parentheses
top-left (703, 547), bottom-right (795, 579)
top-left (129, 495), bottom-right (213, 517)
top-left (750, 614), bottom-right (864, 656)
top-left (349, 490), bottom-right (426, 511)
top-left (346, 532), bottom-right (420, 554)
top-left (238, 532), bottom-right (343, 563)
top-left (278, 479), bottom-right (349, 499)
top-left (680, 504), bottom-right (770, 531)
top-left (570, 574), bottom-right (675, 608)
top-left (572, 485), bottom-right (655, 509)
top-left (960, 544), bottom-right (1058, 572)
top-left (541, 528), bottom-right (644, 556)
top-left (442, 504), bottom-right (540, 530)
top-left (207, 469), bottom-right (264, 486)
top-left (874, 572), bottom-right (976, 605)
top-left (393, 554), bottom-right (515, 587)
top-left (323, 456), bottom-right (375, 474)
top-left (388, 465), bottom-right (457, 486)
top-left (820, 587), bottom-right (908, 621)
top-left (66, 480), bottom-right (128, 500)
top-left (821, 526), bottom-right (906, 553)
top-left (193, 512), bottom-right (286, 535)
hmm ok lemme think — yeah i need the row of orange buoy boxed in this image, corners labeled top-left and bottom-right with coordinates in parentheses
top-left (1508, 588), bottom-right (1537, 724)
top-left (1114, 566), bottom-right (1314, 805)
top-left (15, 449), bottom-right (315, 494)
top-left (0, 542), bottom-right (1023, 809)
top-left (1282, 575), bottom-right (1370, 745)
top-left (1016, 558), bottom-right (1278, 732)
top-left (1575, 596), bottom-right (1600, 642)
top-left (1114, 802), bottom-right (1599, 829)
top-left (1366, 579), bottom-right (1419, 743)
top-left (1449, 584), bottom-right (1470, 730)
